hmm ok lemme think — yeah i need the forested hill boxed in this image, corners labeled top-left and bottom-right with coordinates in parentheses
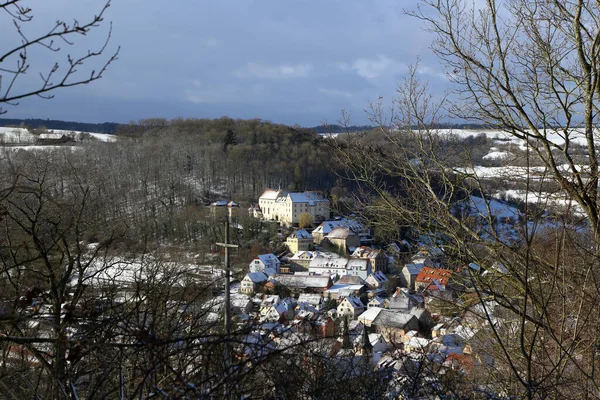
top-left (110, 117), bottom-right (344, 202)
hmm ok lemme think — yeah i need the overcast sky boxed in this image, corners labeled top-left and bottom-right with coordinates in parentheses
top-left (1, 1), bottom-right (450, 126)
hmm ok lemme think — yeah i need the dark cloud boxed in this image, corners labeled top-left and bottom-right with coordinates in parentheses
top-left (1, 1), bottom-right (449, 126)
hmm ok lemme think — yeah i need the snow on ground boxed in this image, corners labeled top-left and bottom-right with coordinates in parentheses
top-left (467, 196), bottom-right (520, 221)
top-left (435, 128), bottom-right (590, 147)
top-left (71, 256), bottom-right (223, 288)
top-left (497, 189), bottom-right (585, 216)
top-left (482, 151), bottom-right (511, 160)
top-left (0, 126), bottom-right (118, 144)
top-left (2, 146), bottom-right (80, 152)
top-left (455, 164), bottom-right (590, 180)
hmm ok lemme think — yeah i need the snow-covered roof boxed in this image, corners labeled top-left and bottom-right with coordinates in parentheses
top-left (313, 218), bottom-right (364, 235)
top-left (309, 255), bottom-right (348, 270)
top-left (326, 226), bottom-right (354, 239)
top-left (336, 275), bottom-right (366, 285)
top-left (369, 271), bottom-right (388, 284)
top-left (259, 188), bottom-right (282, 200)
top-left (290, 251), bottom-right (320, 260)
top-left (404, 263), bottom-right (424, 275)
top-left (288, 229), bottom-right (312, 240)
top-left (257, 254), bottom-right (280, 265)
top-left (273, 274), bottom-right (331, 289)
top-left (245, 271), bottom-right (269, 283)
top-left (297, 293), bottom-right (322, 306)
top-left (371, 309), bottom-right (417, 329)
top-left (351, 246), bottom-right (382, 258)
top-left (358, 307), bottom-right (383, 323)
top-left (342, 295), bottom-right (365, 309)
top-left (346, 258), bottom-right (368, 270)
top-left (287, 192), bottom-right (328, 204)
top-left (368, 296), bottom-right (385, 305)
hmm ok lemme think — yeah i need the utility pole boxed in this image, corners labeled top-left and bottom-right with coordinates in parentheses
top-left (215, 220), bottom-right (238, 374)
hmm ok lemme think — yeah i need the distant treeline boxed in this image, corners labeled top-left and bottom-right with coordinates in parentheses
top-left (0, 117), bottom-right (503, 135)
top-left (0, 118), bottom-right (119, 133)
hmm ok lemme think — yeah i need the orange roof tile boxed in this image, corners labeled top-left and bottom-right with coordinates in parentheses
top-left (415, 267), bottom-right (452, 286)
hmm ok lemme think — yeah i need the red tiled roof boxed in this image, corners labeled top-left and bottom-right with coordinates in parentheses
top-left (415, 267), bottom-right (452, 286)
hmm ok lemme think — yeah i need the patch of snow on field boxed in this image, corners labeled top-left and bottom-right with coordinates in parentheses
top-left (482, 151), bottom-right (511, 160)
top-left (497, 189), bottom-right (585, 216)
top-left (456, 164), bottom-right (590, 180)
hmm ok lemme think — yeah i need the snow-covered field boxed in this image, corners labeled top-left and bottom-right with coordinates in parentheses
top-left (435, 128), bottom-right (590, 148)
top-left (0, 126), bottom-right (117, 144)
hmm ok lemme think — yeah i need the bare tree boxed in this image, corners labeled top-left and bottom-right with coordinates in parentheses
top-left (332, 58), bottom-right (600, 398)
top-left (0, 0), bottom-right (119, 114)
top-left (411, 0), bottom-right (600, 235)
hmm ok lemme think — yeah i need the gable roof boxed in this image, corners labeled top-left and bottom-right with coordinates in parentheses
top-left (245, 271), bottom-right (269, 283)
top-left (288, 229), bottom-right (312, 240)
top-left (415, 267), bottom-right (453, 286)
top-left (336, 275), bottom-right (366, 285)
top-left (351, 246), bottom-right (382, 258)
top-left (326, 226), bottom-right (355, 239)
top-left (273, 274), bottom-right (331, 289)
top-left (297, 293), bottom-right (322, 306)
top-left (358, 307), bottom-right (383, 323)
top-left (257, 254), bottom-right (280, 265)
top-left (371, 309), bottom-right (418, 329)
top-left (287, 192), bottom-right (329, 204)
top-left (404, 263), bottom-right (425, 275)
top-left (368, 271), bottom-right (388, 284)
top-left (309, 255), bottom-right (348, 270)
top-left (259, 188), bottom-right (283, 200)
top-left (342, 295), bottom-right (365, 309)
top-left (313, 218), bottom-right (364, 235)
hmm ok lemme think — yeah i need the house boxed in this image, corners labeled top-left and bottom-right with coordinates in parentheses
top-left (271, 274), bottom-right (332, 295)
top-left (308, 256), bottom-right (372, 280)
top-left (231, 294), bottom-right (253, 314)
top-left (249, 254), bottom-right (281, 275)
top-left (312, 218), bottom-right (370, 244)
top-left (357, 307), bottom-right (383, 327)
top-left (308, 255), bottom-right (349, 278)
top-left (365, 271), bottom-right (389, 290)
top-left (295, 314), bottom-right (335, 337)
top-left (368, 296), bottom-right (389, 309)
top-left (415, 267), bottom-right (453, 291)
top-left (288, 250), bottom-right (321, 270)
top-left (354, 333), bottom-right (388, 354)
top-left (209, 200), bottom-right (240, 220)
top-left (389, 288), bottom-right (421, 311)
top-left (325, 283), bottom-right (366, 300)
top-left (337, 295), bottom-right (366, 319)
top-left (248, 204), bottom-right (262, 219)
top-left (297, 293), bottom-right (323, 309)
top-left (352, 246), bottom-right (389, 273)
top-left (402, 263), bottom-right (424, 290)
top-left (335, 275), bottom-right (366, 286)
top-left (286, 229), bottom-right (313, 253)
top-left (324, 227), bottom-right (360, 253)
top-left (258, 189), bottom-right (330, 226)
top-left (345, 258), bottom-right (370, 279)
top-left (370, 309), bottom-right (420, 344)
top-left (261, 298), bottom-right (296, 322)
top-left (403, 336), bottom-right (431, 353)
top-left (410, 308), bottom-right (435, 332)
top-left (240, 271), bottom-right (269, 295)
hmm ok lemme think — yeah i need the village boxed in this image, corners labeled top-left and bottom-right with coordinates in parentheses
top-left (206, 188), bottom-right (505, 392)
